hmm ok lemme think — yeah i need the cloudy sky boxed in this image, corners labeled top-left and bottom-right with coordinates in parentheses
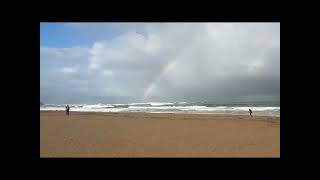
top-left (40, 23), bottom-right (280, 104)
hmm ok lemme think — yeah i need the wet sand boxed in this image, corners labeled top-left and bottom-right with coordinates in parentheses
top-left (40, 111), bottom-right (280, 157)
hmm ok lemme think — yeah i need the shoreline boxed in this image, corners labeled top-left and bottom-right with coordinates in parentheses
top-left (40, 110), bottom-right (280, 117)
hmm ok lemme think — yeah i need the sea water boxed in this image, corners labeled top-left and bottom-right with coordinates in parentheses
top-left (40, 101), bottom-right (280, 117)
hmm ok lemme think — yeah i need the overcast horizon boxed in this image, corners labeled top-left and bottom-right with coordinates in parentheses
top-left (40, 23), bottom-right (280, 104)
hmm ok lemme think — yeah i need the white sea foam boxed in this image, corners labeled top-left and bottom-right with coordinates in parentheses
top-left (149, 102), bottom-right (175, 106)
top-left (40, 102), bottom-right (280, 116)
top-left (231, 107), bottom-right (280, 111)
top-left (82, 104), bottom-right (114, 109)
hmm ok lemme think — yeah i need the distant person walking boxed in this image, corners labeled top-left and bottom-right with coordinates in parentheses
top-left (66, 105), bottom-right (70, 116)
top-left (249, 109), bottom-right (252, 116)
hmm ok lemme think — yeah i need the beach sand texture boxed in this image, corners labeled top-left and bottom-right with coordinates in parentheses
top-left (40, 111), bottom-right (280, 157)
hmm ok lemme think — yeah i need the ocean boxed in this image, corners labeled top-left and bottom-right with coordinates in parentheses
top-left (40, 101), bottom-right (280, 117)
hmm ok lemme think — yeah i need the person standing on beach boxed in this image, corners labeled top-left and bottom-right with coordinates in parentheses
top-left (249, 109), bottom-right (252, 116)
top-left (66, 105), bottom-right (70, 116)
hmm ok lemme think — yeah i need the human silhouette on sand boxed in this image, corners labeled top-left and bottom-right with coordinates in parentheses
top-left (66, 105), bottom-right (70, 116)
top-left (249, 109), bottom-right (252, 116)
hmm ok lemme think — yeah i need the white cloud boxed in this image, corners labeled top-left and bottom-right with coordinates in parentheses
top-left (41, 23), bottom-right (280, 103)
top-left (60, 67), bottom-right (78, 74)
top-left (40, 46), bottom-right (90, 61)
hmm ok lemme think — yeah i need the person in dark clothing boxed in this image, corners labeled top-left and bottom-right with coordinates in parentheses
top-left (249, 109), bottom-right (252, 116)
top-left (66, 105), bottom-right (70, 116)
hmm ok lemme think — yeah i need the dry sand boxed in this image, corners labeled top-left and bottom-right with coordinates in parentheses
top-left (40, 111), bottom-right (280, 157)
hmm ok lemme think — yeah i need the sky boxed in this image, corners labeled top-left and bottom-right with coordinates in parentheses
top-left (40, 23), bottom-right (280, 104)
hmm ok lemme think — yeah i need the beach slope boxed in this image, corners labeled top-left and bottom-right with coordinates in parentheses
top-left (40, 111), bottom-right (280, 157)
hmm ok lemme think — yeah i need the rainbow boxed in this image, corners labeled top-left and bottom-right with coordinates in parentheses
top-left (143, 60), bottom-right (177, 99)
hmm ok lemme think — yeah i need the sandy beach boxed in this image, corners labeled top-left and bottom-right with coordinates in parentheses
top-left (40, 111), bottom-right (280, 157)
